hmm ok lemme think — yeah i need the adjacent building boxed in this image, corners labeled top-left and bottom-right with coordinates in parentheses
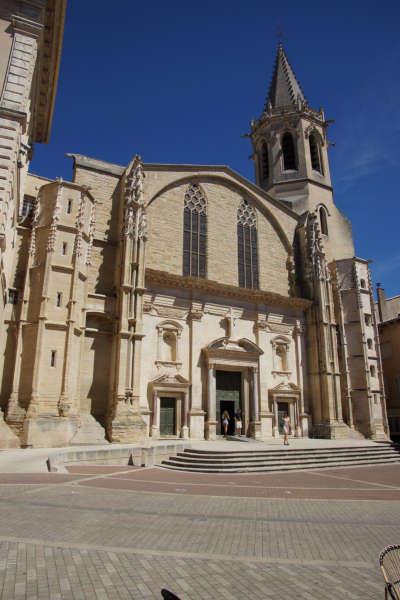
top-left (0, 0), bottom-right (66, 446)
top-left (376, 287), bottom-right (400, 440)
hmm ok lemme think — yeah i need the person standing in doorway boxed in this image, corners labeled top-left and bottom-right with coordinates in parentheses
top-left (283, 413), bottom-right (291, 446)
top-left (222, 410), bottom-right (230, 438)
top-left (235, 409), bottom-right (243, 437)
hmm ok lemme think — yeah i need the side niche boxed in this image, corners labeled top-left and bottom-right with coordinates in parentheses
top-left (155, 320), bottom-right (183, 371)
top-left (271, 335), bottom-right (291, 376)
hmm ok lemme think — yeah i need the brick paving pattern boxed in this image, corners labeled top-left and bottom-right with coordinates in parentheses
top-left (0, 463), bottom-right (399, 598)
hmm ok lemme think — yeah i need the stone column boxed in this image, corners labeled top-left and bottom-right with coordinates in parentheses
top-left (206, 365), bottom-right (216, 440)
top-left (250, 367), bottom-right (262, 439)
top-left (181, 391), bottom-right (189, 439)
top-left (294, 323), bottom-right (308, 437)
top-left (151, 391), bottom-right (159, 438)
top-left (273, 399), bottom-right (279, 438)
top-left (188, 307), bottom-right (205, 439)
top-left (252, 367), bottom-right (259, 422)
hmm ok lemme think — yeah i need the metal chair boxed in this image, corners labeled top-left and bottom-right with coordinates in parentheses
top-left (161, 589), bottom-right (182, 600)
top-left (380, 545), bottom-right (400, 599)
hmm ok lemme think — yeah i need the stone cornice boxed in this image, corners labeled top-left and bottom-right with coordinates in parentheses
top-left (146, 269), bottom-right (311, 311)
top-left (32, 0), bottom-right (67, 143)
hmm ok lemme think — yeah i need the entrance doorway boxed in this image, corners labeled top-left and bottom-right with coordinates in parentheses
top-left (160, 397), bottom-right (176, 436)
top-left (216, 371), bottom-right (241, 435)
top-left (277, 401), bottom-right (289, 434)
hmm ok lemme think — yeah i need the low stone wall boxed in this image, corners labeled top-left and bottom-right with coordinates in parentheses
top-left (47, 442), bottom-right (190, 472)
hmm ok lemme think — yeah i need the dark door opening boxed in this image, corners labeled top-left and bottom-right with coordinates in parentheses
top-left (216, 371), bottom-right (241, 436)
top-left (277, 401), bottom-right (289, 434)
top-left (160, 397), bottom-right (176, 436)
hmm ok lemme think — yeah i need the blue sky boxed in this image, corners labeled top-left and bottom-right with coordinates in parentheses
top-left (31, 0), bottom-right (400, 297)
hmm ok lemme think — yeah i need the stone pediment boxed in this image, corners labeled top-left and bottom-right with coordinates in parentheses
top-left (270, 381), bottom-right (300, 394)
top-left (205, 337), bottom-right (263, 356)
top-left (151, 373), bottom-right (189, 387)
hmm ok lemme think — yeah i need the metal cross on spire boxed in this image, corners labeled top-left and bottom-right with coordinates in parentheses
top-left (276, 24), bottom-right (285, 45)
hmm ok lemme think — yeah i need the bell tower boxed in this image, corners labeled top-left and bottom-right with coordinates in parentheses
top-left (251, 44), bottom-right (333, 216)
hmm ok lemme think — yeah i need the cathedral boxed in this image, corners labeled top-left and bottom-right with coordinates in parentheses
top-left (0, 1), bottom-right (389, 448)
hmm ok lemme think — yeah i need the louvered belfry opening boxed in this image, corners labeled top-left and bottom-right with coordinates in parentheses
top-left (309, 134), bottom-right (322, 173)
top-left (183, 183), bottom-right (207, 278)
top-left (282, 132), bottom-right (297, 171)
top-left (260, 142), bottom-right (269, 180)
top-left (237, 200), bottom-right (259, 289)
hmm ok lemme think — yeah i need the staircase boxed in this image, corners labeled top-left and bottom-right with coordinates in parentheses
top-left (160, 443), bottom-right (400, 473)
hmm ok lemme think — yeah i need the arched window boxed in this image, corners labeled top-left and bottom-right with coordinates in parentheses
top-left (309, 133), bottom-right (322, 173)
top-left (370, 365), bottom-right (376, 377)
top-left (360, 279), bottom-right (366, 289)
top-left (319, 206), bottom-right (328, 235)
top-left (237, 200), bottom-right (259, 289)
top-left (367, 338), bottom-right (373, 350)
top-left (282, 132), bottom-right (297, 171)
top-left (183, 184), bottom-right (207, 277)
top-left (260, 142), bottom-right (269, 180)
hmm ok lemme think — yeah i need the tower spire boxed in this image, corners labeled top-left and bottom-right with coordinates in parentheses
top-left (265, 44), bottom-right (306, 110)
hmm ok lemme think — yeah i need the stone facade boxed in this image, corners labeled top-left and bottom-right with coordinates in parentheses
top-left (0, 37), bottom-right (389, 447)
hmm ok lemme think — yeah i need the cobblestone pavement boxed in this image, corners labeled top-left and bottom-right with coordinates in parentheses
top-left (0, 465), bottom-right (399, 599)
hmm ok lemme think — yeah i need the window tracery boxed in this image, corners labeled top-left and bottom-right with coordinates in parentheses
top-left (183, 184), bottom-right (207, 278)
top-left (237, 200), bottom-right (259, 289)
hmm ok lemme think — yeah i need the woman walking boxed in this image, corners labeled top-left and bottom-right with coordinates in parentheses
top-left (222, 410), bottom-right (230, 438)
top-left (283, 412), bottom-right (291, 446)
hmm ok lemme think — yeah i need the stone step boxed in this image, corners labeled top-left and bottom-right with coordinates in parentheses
top-left (160, 456), bottom-right (400, 473)
top-left (160, 444), bottom-right (400, 473)
top-left (163, 451), bottom-right (400, 469)
top-left (186, 445), bottom-right (399, 457)
top-left (168, 456), bottom-right (400, 469)
top-left (178, 448), bottom-right (399, 461)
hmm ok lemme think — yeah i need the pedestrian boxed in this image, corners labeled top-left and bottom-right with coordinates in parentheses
top-left (283, 412), bottom-right (291, 446)
top-left (222, 410), bottom-right (230, 438)
top-left (235, 409), bottom-right (243, 437)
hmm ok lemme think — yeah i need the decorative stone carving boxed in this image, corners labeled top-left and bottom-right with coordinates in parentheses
top-left (305, 212), bottom-right (327, 281)
top-left (265, 322), bottom-right (292, 334)
top-left (286, 255), bottom-right (296, 295)
top-left (47, 180), bottom-right (62, 253)
top-left (86, 202), bottom-right (96, 265)
top-left (74, 190), bottom-right (86, 259)
top-left (122, 155), bottom-right (146, 240)
top-left (143, 303), bottom-right (188, 319)
top-left (29, 195), bottom-right (40, 260)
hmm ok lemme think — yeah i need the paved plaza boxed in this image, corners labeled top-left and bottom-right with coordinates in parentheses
top-left (0, 461), bottom-right (400, 599)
